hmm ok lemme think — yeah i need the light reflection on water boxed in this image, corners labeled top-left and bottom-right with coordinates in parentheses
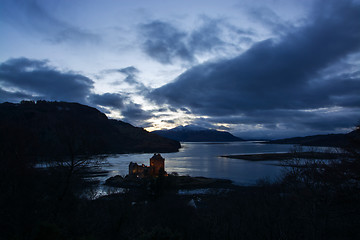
top-left (98, 142), bottom-right (295, 185)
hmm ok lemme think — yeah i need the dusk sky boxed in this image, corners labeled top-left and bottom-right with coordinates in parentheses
top-left (1, 0), bottom-right (360, 139)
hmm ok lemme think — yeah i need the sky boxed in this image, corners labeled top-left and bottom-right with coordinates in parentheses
top-left (1, 0), bottom-right (360, 139)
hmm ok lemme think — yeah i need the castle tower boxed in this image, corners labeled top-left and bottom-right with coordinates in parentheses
top-left (149, 153), bottom-right (165, 176)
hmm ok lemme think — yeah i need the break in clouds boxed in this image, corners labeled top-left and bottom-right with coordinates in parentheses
top-left (149, 0), bottom-right (360, 137)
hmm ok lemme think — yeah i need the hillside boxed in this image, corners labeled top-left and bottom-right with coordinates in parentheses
top-left (0, 101), bottom-right (180, 158)
top-left (153, 125), bottom-right (244, 142)
top-left (268, 129), bottom-right (360, 147)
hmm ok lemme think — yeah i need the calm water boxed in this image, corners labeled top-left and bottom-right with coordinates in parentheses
top-left (99, 141), bottom-right (294, 185)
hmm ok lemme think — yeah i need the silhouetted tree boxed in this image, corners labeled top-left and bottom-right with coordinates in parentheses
top-left (52, 115), bottom-right (105, 201)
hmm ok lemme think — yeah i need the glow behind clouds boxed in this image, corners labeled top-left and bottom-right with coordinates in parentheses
top-left (1, 0), bottom-right (359, 139)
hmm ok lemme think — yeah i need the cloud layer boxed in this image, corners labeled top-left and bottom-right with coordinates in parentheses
top-left (1, 0), bottom-right (360, 137)
top-left (0, 58), bottom-right (94, 102)
top-left (0, 57), bottom-right (153, 126)
top-left (139, 17), bottom-right (250, 64)
top-left (0, 0), bottom-right (100, 44)
top-left (150, 0), bottom-right (360, 135)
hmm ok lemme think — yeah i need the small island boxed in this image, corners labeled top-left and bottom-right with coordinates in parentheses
top-left (105, 153), bottom-right (234, 190)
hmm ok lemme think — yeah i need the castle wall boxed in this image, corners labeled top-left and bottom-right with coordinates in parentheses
top-left (129, 162), bottom-right (149, 177)
top-left (128, 154), bottom-right (166, 177)
top-left (150, 153), bottom-right (165, 176)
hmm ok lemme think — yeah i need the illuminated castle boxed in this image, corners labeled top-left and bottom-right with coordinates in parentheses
top-left (129, 153), bottom-right (166, 177)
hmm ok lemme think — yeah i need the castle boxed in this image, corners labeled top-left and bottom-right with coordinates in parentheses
top-left (129, 153), bottom-right (166, 178)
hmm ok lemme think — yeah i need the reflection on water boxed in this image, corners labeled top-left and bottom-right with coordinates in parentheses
top-left (98, 142), bottom-right (294, 185)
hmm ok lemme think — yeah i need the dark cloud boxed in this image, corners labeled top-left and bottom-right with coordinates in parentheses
top-left (139, 17), bottom-right (249, 64)
top-left (180, 107), bottom-right (191, 114)
top-left (88, 93), bottom-right (125, 109)
top-left (101, 66), bottom-right (148, 93)
top-left (155, 108), bottom-right (169, 113)
top-left (139, 20), bottom-right (192, 64)
top-left (121, 102), bottom-right (153, 126)
top-left (117, 67), bottom-right (148, 92)
top-left (0, 57), bottom-right (94, 103)
top-left (161, 119), bottom-right (175, 124)
top-left (190, 118), bottom-right (230, 131)
top-left (0, 88), bottom-right (34, 102)
top-left (222, 108), bottom-right (360, 139)
top-left (87, 92), bottom-right (153, 127)
top-left (150, 0), bottom-right (360, 134)
top-left (0, 58), bottom-right (152, 127)
top-left (118, 67), bottom-right (139, 79)
top-left (232, 112), bottom-right (360, 139)
top-left (238, 37), bottom-right (253, 45)
top-left (169, 107), bottom-right (178, 112)
top-left (209, 109), bottom-right (360, 131)
top-left (0, 0), bottom-right (100, 44)
top-left (188, 17), bottom-right (226, 53)
top-left (248, 6), bottom-right (292, 35)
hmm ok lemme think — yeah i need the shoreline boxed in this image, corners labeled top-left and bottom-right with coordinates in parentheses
top-left (220, 152), bottom-right (345, 161)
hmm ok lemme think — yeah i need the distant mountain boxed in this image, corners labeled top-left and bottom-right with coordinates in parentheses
top-left (268, 129), bottom-right (360, 148)
top-left (153, 125), bottom-right (244, 142)
top-left (0, 101), bottom-right (180, 158)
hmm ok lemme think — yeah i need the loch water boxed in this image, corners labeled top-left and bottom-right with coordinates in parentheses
top-left (100, 141), bottom-right (295, 185)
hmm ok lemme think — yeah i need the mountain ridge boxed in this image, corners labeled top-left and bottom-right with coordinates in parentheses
top-left (153, 125), bottom-right (244, 142)
top-left (267, 129), bottom-right (360, 147)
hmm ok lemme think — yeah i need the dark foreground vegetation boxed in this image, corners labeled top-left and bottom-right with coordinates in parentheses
top-left (2, 129), bottom-right (360, 240)
top-left (1, 101), bottom-right (360, 239)
top-left (105, 174), bottom-right (234, 189)
top-left (2, 149), bottom-right (360, 240)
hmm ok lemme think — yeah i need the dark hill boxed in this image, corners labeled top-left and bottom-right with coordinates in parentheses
top-left (153, 125), bottom-right (244, 142)
top-left (268, 129), bottom-right (360, 148)
top-left (0, 101), bottom-right (180, 158)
